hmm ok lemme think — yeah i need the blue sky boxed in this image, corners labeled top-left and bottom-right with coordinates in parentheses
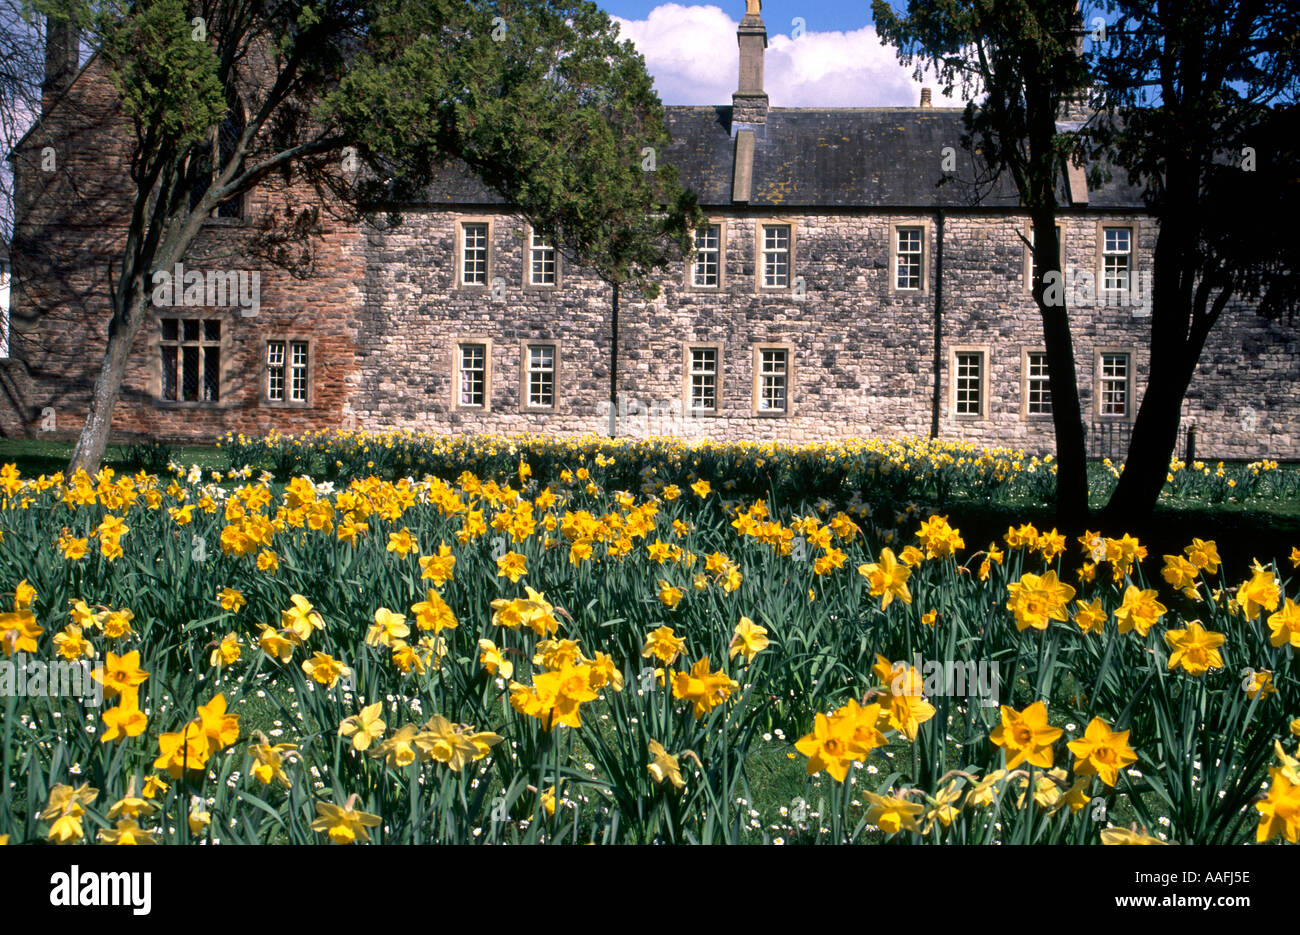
top-left (601, 0), bottom-right (881, 35)
top-left (599, 2), bottom-right (956, 108)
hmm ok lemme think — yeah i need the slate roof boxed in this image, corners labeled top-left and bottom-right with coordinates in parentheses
top-left (416, 105), bottom-right (1147, 210)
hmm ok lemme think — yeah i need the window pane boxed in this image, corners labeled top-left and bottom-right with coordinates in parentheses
top-left (1100, 353), bottom-right (1129, 415)
top-left (530, 233), bottom-right (556, 285)
top-left (183, 319), bottom-right (199, 342)
top-left (762, 225), bottom-right (789, 287)
top-left (759, 349), bottom-right (787, 412)
top-left (460, 344), bottom-right (485, 406)
top-left (1027, 352), bottom-right (1052, 414)
top-left (291, 342), bottom-right (309, 402)
top-left (462, 224), bottom-right (488, 285)
top-left (182, 346), bottom-right (199, 401)
top-left (162, 346), bottom-right (177, 400)
top-left (267, 341), bottom-right (285, 402)
top-left (203, 347), bottom-right (220, 401)
top-left (897, 228), bottom-right (923, 289)
top-left (693, 225), bottom-right (720, 287)
top-left (955, 352), bottom-right (982, 415)
top-left (162, 318), bottom-right (178, 341)
top-left (690, 347), bottom-right (718, 410)
top-left (204, 319), bottom-right (221, 341)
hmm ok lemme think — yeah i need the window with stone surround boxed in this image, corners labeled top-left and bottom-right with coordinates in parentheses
top-left (760, 224), bottom-right (790, 288)
top-left (950, 347), bottom-right (988, 418)
top-left (1101, 226), bottom-right (1133, 301)
top-left (524, 343), bottom-right (556, 408)
top-left (895, 227), bottom-right (923, 289)
top-left (1023, 349), bottom-right (1052, 417)
top-left (458, 343), bottom-right (487, 407)
top-left (889, 220), bottom-right (931, 293)
top-left (688, 346), bottom-right (719, 412)
top-left (459, 221), bottom-right (490, 286)
top-left (693, 224), bottom-right (721, 287)
top-left (160, 317), bottom-right (221, 402)
top-left (752, 344), bottom-right (792, 415)
top-left (1025, 222), bottom-right (1065, 292)
top-left (266, 339), bottom-right (310, 404)
top-left (529, 232), bottom-right (556, 286)
top-left (1097, 350), bottom-right (1132, 418)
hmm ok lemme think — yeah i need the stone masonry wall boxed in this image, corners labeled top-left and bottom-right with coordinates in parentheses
top-left (356, 207), bottom-right (1300, 459)
top-left (8, 61), bottom-right (1297, 460)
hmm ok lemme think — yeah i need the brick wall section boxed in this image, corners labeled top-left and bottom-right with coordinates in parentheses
top-left (6, 56), bottom-right (363, 443)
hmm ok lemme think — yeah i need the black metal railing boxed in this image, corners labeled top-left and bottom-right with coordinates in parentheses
top-left (1090, 421), bottom-right (1132, 462)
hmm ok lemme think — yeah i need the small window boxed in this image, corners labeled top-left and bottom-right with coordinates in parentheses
top-left (1028, 224), bottom-right (1065, 291)
top-left (688, 347), bottom-right (719, 412)
top-left (757, 348), bottom-right (788, 413)
top-left (459, 343), bottom-right (487, 407)
top-left (693, 224), bottom-right (721, 287)
top-left (761, 225), bottom-right (790, 288)
top-left (188, 104), bottom-right (244, 219)
top-left (267, 341), bottom-right (285, 401)
top-left (954, 351), bottom-right (983, 416)
top-left (896, 227), bottom-right (924, 290)
top-left (160, 317), bottom-right (220, 402)
top-left (529, 232), bottom-right (556, 286)
top-left (1099, 352), bottom-right (1130, 417)
top-left (525, 344), bottom-right (555, 408)
top-left (461, 223), bottom-right (489, 286)
top-left (266, 340), bottom-right (309, 403)
top-left (1026, 352), bottom-right (1052, 415)
top-left (1102, 227), bottom-right (1132, 299)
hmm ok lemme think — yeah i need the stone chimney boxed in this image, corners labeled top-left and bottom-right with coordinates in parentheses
top-left (43, 15), bottom-right (80, 111)
top-left (732, 0), bottom-right (768, 129)
top-left (920, 87), bottom-right (932, 108)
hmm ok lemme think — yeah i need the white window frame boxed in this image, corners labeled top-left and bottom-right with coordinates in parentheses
top-left (949, 346), bottom-right (988, 418)
top-left (528, 231), bottom-right (557, 287)
top-left (264, 336), bottom-right (312, 406)
top-left (452, 338), bottom-right (493, 411)
top-left (758, 223), bottom-right (793, 291)
top-left (1097, 349), bottom-right (1132, 419)
top-left (1099, 224), bottom-right (1134, 303)
top-left (1022, 348), bottom-right (1053, 418)
top-left (685, 344), bottom-right (721, 413)
top-left (692, 223), bottom-right (722, 288)
top-left (523, 342), bottom-right (557, 410)
top-left (751, 343), bottom-right (793, 416)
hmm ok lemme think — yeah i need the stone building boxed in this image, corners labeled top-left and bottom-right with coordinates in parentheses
top-left (4, 4), bottom-right (1297, 457)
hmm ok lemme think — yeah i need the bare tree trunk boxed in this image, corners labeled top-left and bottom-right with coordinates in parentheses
top-left (67, 289), bottom-right (146, 475)
top-left (1031, 212), bottom-right (1090, 531)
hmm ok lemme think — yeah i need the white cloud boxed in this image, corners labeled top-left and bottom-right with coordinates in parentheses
top-left (611, 4), bottom-right (962, 108)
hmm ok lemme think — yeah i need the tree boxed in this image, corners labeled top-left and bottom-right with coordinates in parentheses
top-left (324, 0), bottom-right (700, 437)
top-left (20, 0), bottom-right (695, 472)
top-left (1088, 0), bottom-right (1300, 523)
top-left (1, 4), bottom-right (45, 235)
top-left (872, 0), bottom-right (1094, 529)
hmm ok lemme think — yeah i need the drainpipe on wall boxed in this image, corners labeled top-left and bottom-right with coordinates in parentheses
top-left (608, 279), bottom-right (619, 437)
top-left (930, 210), bottom-right (945, 438)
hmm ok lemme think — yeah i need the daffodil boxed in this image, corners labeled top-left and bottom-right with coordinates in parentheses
top-left (1165, 621), bottom-right (1226, 676)
top-left (990, 701), bottom-right (1062, 770)
top-left (857, 547), bottom-right (912, 609)
top-left (1067, 717), bottom-right (1138, 787)
top-left (311, 800), bottom-right (382, 844)
top-left (728, 616), bottom-right (769, 663)
top-left (647, 740), bottom-right (686, 789)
